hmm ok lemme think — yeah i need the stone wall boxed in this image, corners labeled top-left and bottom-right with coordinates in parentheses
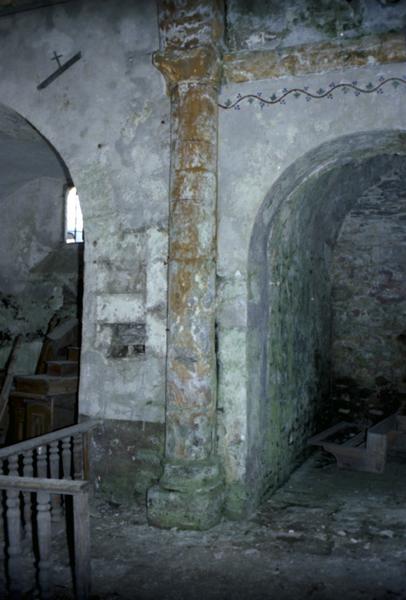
top-left (0, 175), bottom-right (79, 373)
top-left (90, 419), bottom-right (164, 505)
top-left (218, 56), bottom-right (406, 510)
top-left (257, 154), bottom-right (406, 497)
top-left (2, 0), bottom-right (406, 520)
top-left (0, 0), bottom-right (169, 500)
top-left (225, 0), bottom-right (406, 52)
top-left (263, 180), bottom-right (333, 493)
top-left (331, 164), bottom-right (406, 422)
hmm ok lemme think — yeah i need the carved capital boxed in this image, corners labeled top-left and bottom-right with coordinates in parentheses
top-left (153, 45), bottom-right (222, 91)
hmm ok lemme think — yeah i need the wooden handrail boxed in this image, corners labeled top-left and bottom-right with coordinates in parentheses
top-left (0, 418), bottom-right (100, 458)
top-left (0, 476), bottom-right (91, 598)
top-left (0, 335), bottom-right (22, 425)
top-left (0, 475), bottom-right (89, 494)
top-left (0, 420), bottom-right (95, 599)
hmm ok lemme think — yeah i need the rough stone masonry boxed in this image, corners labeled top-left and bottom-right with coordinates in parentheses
top-left (0, 0), bottom-right (406, 531)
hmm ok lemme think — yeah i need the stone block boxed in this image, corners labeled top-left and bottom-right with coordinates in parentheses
top-left (89, 418), bottom-right (164, 505)
top-left (147, 459), bottom-right (224, 530)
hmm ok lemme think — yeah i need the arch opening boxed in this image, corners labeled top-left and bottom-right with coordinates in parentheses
top-left (0, 103), bottom-right (84, 442)
top-left (247, 130), bottom-right (406, 506)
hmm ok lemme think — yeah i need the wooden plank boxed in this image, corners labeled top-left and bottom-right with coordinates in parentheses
top-left (26, 402), bottom-right (51, 439)
top-left (10, 391), bottom-right (48, 401)
top-left (36, 317), bottom-right (78, 374)
top-left (368, 414), bottom-right (397, 435)
top-left (322, 443), bottom-right (366, 458)
top-left (366, 432), bottom-right (388, 473)
top-left (46, 361), bottom-right (79, 376)
top-left (341, 431), bottom-right (366, 448)
top-left (0, 475), bottom-right (89, 495)
top-left (67, 346), bottom-right (80, 361)
top-left (35, 313), bottom-right (60, 374)
top-left (14, 374), bottom-right (78, 395)
top-left (10, 391), bottom-right (76, 402)
top-left (308, 421), bottom-right (352, 446)
top-left (73, 492), bottom-right (91, 599)
top-left (0, 418), bottom-right (100, 459)
top-left (309, 410), bottom-right (406, 473)
top-left (396, 414), bottom-right (406, 432)
top-left (0, 335), bottom-right (22, 425)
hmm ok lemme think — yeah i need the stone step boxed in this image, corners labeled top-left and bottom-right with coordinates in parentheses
top-left (14, 375), bottom-right (78, 396)
top-left (46, 360), bottom-right (79, 376)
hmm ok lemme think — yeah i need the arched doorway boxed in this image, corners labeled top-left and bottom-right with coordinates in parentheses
top-left (247, 130), bottom-right (406, 504)
top-left (0, 103), bottom-right (84, 441)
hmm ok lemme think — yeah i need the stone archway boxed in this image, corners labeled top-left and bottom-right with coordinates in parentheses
top-left (246, 129), bottom-right (406, 507)
top-left (0, 102), bottom-right (84, 436)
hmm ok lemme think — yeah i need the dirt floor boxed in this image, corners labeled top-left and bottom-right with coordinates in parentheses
top-left (3, 450), bottom-right (406, 599)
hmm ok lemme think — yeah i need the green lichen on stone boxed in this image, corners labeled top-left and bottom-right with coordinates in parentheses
top-left (147, 481), bottom-right (224, 530)
top-left (98, 467), bottom-right (138, 505)
top-left (90, 419), bottom-right (165, 505)
top-left (147, 459), bottom-right (225, 530)
top-left (331, 161), bottom-right (406, 422)
top-left (97, 457), bottom-right (163, 505)
top-left (224, 481), bottom-right (251, 519)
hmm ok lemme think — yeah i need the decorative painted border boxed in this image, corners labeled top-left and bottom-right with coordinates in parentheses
top-left (218, 76), bottom-right (406, 110)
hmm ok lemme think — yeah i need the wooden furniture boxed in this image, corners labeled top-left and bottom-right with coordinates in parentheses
top-left (3, 319), bottom-right (81, 444)
top-left (308, 407), bottom-right (406, 473)
top-left (8, 356), bottom-right (79, 442)
top-left (0, 419), bottom-right (99, 599)
top-left (36, 318), bottom-right (79, 375)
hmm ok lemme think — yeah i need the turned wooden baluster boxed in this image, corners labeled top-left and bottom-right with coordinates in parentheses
top-left (62, 437), bottom-right (72, 480)
top-left (83, 432), bottom-right (90, 480)
top-left (36, 489), bottom-right (52, 600)
top-left (23, 449), bottom-right (34, 537)
top-left (49, 441), bottom-right (63, 522)
top-left (36, 445), bottom-right (48, 479)
top-left (73, 434), bottom-right (83, 480)
top-left (6, 454), bottom-right (22, 599)
top-left (36, 445), bottom-right (52, 597)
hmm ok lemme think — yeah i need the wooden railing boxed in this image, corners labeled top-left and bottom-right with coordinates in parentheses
top-left (0, 419), bottom-right (99, 599)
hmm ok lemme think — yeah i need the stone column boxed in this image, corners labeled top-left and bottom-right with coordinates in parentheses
top-left (147, 9), bottom-right (224, 529)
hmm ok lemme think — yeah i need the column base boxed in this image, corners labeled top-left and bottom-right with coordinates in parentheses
top-left (147, 459), bottom-right (224, 530)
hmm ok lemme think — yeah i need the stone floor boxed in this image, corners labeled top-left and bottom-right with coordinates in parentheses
top-left (4, 450), bottom-right (406, 599)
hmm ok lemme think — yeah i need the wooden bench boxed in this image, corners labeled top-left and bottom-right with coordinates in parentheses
top-left (308, 410), bottom-right (406, 473)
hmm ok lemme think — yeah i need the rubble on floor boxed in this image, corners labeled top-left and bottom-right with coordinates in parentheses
top-left (90, 451), bottom-right (406, 599)
top-left (3, 450), bottom-right (406, 599)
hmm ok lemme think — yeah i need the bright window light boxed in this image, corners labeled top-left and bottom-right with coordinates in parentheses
top-left (65, 186), bottom-right (83, 243)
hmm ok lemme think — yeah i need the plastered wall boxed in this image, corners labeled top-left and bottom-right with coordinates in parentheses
top-left (0, 0), bottom-right (170, 427)
top-left (218, 62), bottom-right (406, 513)
top-left (0, 0), bottom-right (170, 501)
top-left (226, 0), bottom-right (406, 52)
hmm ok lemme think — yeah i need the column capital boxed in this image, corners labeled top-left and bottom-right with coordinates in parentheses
top-left (153, 44), bottom-right (222, 92)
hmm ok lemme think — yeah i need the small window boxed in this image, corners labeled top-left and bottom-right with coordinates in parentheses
top-left (65, 186), bottom-right (83, 243)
